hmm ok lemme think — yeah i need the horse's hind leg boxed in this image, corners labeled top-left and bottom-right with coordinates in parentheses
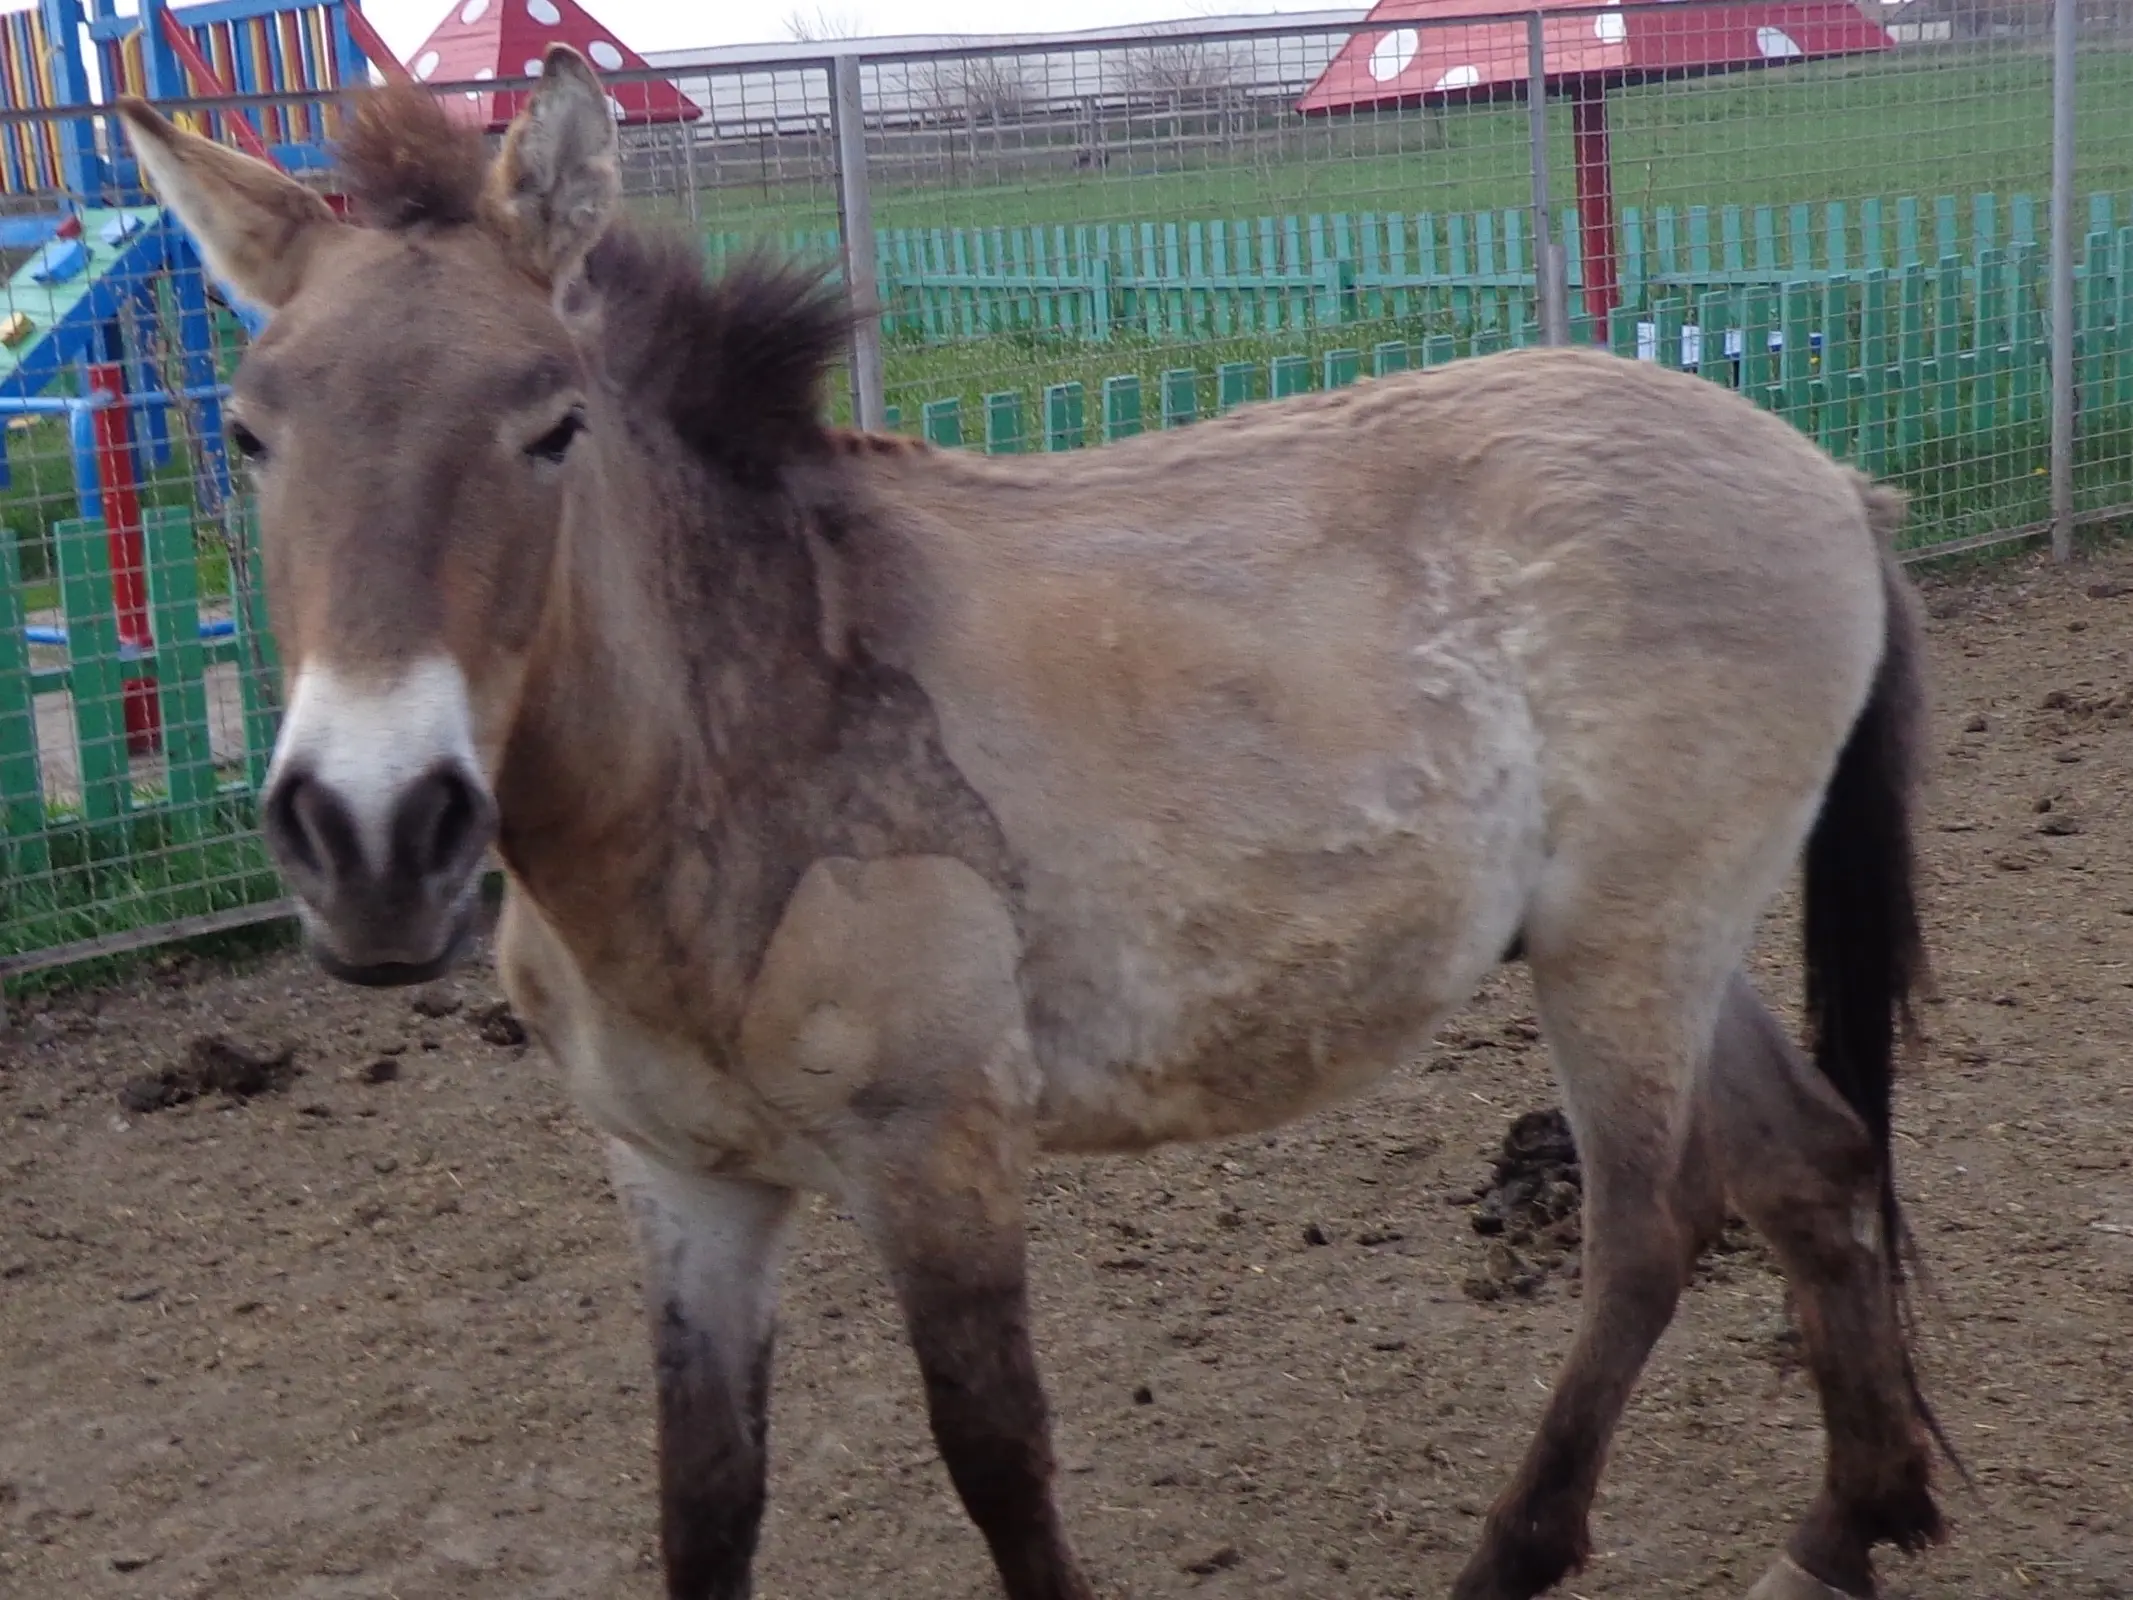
top-left (1451, 946), bottom-right (1722, 1600)
top-left (1703, 972), bottom-right (1942, 1599)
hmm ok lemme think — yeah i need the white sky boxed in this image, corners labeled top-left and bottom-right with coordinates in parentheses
top-left (356, 0), bottom-right (1324, 58)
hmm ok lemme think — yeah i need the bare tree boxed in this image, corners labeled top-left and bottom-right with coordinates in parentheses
top-left (910, 55), bottom-right (1030, 123)
top-left (1120, 32), bottom-right (1244, 162)
top-left (782, 5), bottom-right (868, 41)
top-left (1120, 35), bottom-right (1243, 97)
top-left (907, 54), bottom-right (1031, 182)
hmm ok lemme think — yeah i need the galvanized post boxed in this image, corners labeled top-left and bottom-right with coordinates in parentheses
top-left (831, 53), bottom-right (888, 432)
top-left (1526, 13), bottom-right (1567, 346)
top-left (2048, 0), bottom-right (2077, 562)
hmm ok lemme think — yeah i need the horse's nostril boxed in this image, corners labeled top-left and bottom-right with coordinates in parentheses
top-left (265, 769), bottom-right (362, 882)
top-left (264, 773), bottom-right (318, 876)
top-left (392, 765), bottom-right (496, 882)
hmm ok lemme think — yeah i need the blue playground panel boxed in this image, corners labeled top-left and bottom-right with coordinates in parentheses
top-left (0, 206), bottom-right (168, 394)
top-left (0, 203), bottom-right (232, 503)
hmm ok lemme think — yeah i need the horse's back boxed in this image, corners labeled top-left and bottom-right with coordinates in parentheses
top-left (839, 346), bottom-right (1894, 1150)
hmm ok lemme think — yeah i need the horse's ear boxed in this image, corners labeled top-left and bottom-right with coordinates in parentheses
top-left (481, 45), bottom-right (619, 285)
top-left (114, 97), bottom-right (342, 311)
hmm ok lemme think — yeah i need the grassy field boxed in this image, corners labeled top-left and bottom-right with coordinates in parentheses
top-left (686, 47), bottom-right (2133, 238)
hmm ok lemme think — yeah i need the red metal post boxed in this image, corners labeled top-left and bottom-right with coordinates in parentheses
top-left (87, 362), bottom-right (161, 757)
top-left (155, 8), bottom-right (274, 163)
top-left (1569, 80), bottom-right (1618, 343)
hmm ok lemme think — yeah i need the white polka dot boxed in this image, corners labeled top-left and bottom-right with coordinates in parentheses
top-left (474, 66), bottom-right (494, 78)
top-left (525, 0), bottom-right (560, 23)
top-left (522, 57), bottom-right (543, 76)
top-left (1595, 4), bottom-right (1626, 43)
top-left (1755, 23), bottom-right (1802, 56)
top-left (413, 49), bottom-right (439, 78)
top-left (606, 94), bottom-right (626, 120)
top-left (458, 0), bottom-right (488, 22)
top-left (1433, 64), bottom-right (1481, 91)
top-left (587, 38), bottom-right (623, 69)
top-left (1366, 28), bottom-right (1417, 82)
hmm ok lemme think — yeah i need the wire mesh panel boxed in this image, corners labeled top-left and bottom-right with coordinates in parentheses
top-left (1550, 0), bottom-right (2091, 554)
top-left (718, 7), bottom-right (2127, 560)
top-left (616, 60), bottom-right (843, 269)
top-left (0, 150), bottom-right (281, 974)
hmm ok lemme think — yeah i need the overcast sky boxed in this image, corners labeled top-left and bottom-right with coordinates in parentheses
top-left (355, 0), bottom-right (1327, 58)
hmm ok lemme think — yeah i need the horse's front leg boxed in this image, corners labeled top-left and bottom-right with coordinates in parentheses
top-left (607, 1141), bottom-right (797, 1600)
top-left (742, 854), bottom-right (1095, 1600)
top-left (835, 1099), bottom-right (1093, 1600)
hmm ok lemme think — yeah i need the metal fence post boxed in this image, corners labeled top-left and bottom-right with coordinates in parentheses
top-left (2048, 0), bottom-right (2077, 562)
top-left (1526, 12), bottom-right (1568, 347)
top-left (831, 53), bottom-right (888, 432)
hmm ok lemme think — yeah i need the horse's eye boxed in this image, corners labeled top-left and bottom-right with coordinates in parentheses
top-left (229, 420), bottom-right (266, 462)
top-left (527, 410), bottom-right (585, 465)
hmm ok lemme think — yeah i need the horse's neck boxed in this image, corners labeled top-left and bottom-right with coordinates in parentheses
top-left (492, 473), bottom-right (842, 1017)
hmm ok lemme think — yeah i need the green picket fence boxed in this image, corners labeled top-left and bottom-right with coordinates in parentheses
top-left (883, 245), bottom-right (2133, 542)
top-left (711, 189), bottom-right (2133, 345)
top-left (0, 504), bottom-right (285, 966)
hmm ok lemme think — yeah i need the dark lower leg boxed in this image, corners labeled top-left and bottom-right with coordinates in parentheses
top-left (838, 1102), bottom-right (1093, 1600)
top-left (1774, 1268), bottom-right (1942, 1595)
top-left (898, 1264), bottom-right (1094, 1600)
top-left (1454, 956), bottom-right (1721, 1600)
top-left (655, 1310), bottom-right (775, 1600)
top-left (1706, 975), bottom-right (1941, 1596)
top-left (607, 1147), bottom-right (794, 1600)
top-left (1453, 1196), bottom-right (1695, 1600)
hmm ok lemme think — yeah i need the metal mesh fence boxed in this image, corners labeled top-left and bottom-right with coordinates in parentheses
top-left (0, 190), bottom-right (283, 976)
top-left (2, 10), bottom-right (2131, 975)
top-left (820, 8), bottom-right (2131, 547)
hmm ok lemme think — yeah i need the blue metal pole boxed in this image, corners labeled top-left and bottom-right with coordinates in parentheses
top-left (40, 0), bottom-right (105, 200)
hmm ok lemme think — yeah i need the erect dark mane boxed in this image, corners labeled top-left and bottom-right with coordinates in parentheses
top-left (579, 228), bottom-right (855, 491)
top-left (335, 82), bottom-right (489, 230)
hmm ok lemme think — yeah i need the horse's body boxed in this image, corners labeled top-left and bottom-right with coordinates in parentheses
top-left (121, 52), bottom-right (1949, 1600)
top-left (509, 348), bottom-right (1881, 1172)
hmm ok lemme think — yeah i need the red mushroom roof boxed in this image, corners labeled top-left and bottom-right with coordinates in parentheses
top-left (1297, 0), bottom-right (1892, 113)
top-left (406, 0), bottom-right (703, 131)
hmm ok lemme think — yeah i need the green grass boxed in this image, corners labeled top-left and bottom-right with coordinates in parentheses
top-left (682, 48), bottom-right (2133, 239)
top-left (3, 418), bottom-right (237, 606)
top-left (0, 794), bottom-right (283, 965)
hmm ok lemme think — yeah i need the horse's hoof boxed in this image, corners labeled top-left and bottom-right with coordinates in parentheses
top-left (1744, 1555), bottom-right (1867, 1600)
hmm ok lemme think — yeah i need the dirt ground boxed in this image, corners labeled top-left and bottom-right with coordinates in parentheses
top-left (5, 541), bottom-right (2133, 1600)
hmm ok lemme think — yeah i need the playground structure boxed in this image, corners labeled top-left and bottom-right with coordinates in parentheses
top-left (0, 0), bottom-right (406, 761)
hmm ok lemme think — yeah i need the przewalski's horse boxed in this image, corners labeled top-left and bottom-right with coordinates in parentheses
top-left (119, 49), bottom-right (1950, 1600)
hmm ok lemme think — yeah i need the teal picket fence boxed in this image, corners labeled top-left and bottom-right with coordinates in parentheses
top-left (877, 229), bottom-right (2133, 547)
top-left (710, 189), bottom-right (2133, 347)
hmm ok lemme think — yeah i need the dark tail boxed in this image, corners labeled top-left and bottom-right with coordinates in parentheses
top-left (1801, 482), bottom-right (1963, 1479)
